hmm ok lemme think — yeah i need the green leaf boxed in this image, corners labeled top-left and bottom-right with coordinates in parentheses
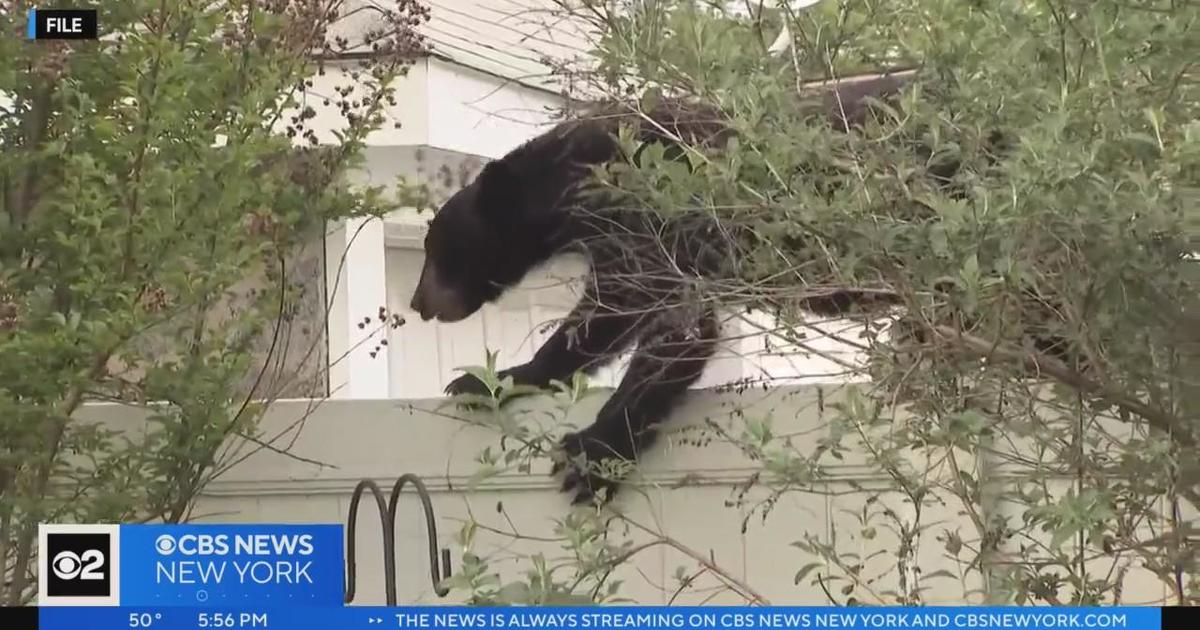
top-left (640, 86), bottom-right (662, 114)
top-left (795, 562), bottom-right (824, 585)
top-left (495, 581), bottom-right (531, 604)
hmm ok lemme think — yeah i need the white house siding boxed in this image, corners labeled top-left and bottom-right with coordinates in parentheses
top-left (418, 0), bottom-right (595, 91)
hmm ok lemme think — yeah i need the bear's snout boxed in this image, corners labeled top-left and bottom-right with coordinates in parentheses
top-left (409, 290), bottom-right (427, 320)
top-left (410, 260), bottom-right (473, 323)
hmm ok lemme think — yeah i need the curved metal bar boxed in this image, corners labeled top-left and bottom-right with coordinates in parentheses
top-left (344, 474), bottom-right (454, 605)
top-left (344, 479), bottom-right (396, 605)
top-left (387, 473), bottom-right (453, 597)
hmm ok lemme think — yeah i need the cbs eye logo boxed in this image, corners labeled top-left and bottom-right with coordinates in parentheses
top-left (52, 548), bottom-right (104, 580)
top-left (45, 533), bottom-right (111, 597)
top-left (155, 534), bottom-right (176, 555)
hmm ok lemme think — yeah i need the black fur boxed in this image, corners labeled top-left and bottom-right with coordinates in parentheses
top-left (408, 113), bottom-right (734, 503)
top-left (409, 72), bottom-right (1027, 504)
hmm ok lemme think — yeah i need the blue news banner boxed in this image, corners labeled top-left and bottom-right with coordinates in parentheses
top-left (4, 523), bottom-right (1189, 630)
top-left (28, 605), bottom-right (1189, 630)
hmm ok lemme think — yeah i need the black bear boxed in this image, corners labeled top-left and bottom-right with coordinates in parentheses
top-left (408, 72), bottom-right (950, 504)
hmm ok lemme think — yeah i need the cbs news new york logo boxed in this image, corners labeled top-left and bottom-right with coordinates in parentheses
top-left (38, 524), bottom-right (121, 606)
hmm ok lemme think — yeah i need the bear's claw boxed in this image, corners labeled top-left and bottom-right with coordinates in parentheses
top-left (443, 373), bottom-right (504, 411)
top-left (551, 429), bottom-right (627, 505)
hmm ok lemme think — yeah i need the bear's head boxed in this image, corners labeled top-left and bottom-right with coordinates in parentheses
top-left (409, 160), bottom-right (560, 322)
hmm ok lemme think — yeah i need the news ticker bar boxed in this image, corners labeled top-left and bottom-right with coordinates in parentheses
top-left (0, 606), bottom-right (1195, 630)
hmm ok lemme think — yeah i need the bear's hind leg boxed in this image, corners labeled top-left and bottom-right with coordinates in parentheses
top-left (554, 306), bottom-right (718, 505)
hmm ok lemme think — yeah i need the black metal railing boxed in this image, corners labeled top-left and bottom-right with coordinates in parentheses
top-left (344, 474), bottom-right (453, 605)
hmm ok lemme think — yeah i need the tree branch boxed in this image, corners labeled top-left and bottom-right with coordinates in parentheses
top-left (931, 325), bottom-right (1196, 449)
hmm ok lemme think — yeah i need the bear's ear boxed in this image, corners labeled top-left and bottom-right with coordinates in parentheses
top-left (476, 161), bottom-right (523, 221)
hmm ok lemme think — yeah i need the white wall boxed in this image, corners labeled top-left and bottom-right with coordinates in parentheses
top-left (74, 393), bottom-right (1177, 606)
top-left (425, 61), bottom-right (564, 159)
top-left (68, 391), bottom-right (976, 605)
top-left (292, 55), bottom-right (562, 155)
top-left (295, 60), bottom-right (431, 148)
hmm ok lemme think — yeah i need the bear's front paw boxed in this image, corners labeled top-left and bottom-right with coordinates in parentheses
top-left (550, 426), bottom-right (647, 505)
top-left (443, 372), bottom-right (495, 406)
